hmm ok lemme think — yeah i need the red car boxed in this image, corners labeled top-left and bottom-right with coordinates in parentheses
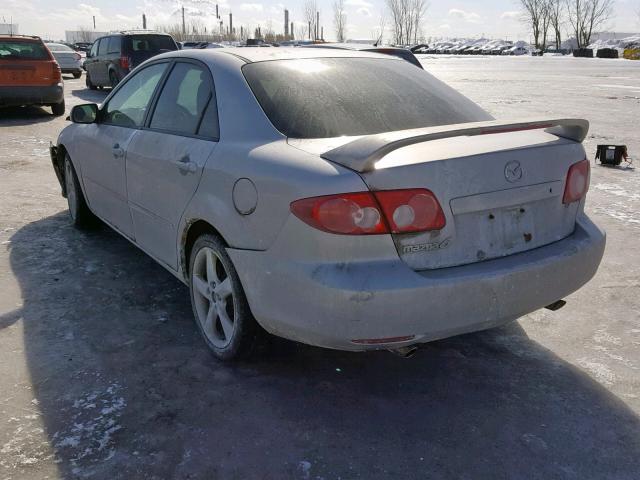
top-left (0, 35), bottom-right (65, 115)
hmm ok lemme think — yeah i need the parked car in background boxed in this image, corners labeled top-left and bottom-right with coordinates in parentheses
top-left (503, 46), bottom-right (530, 56)
top-left (84, 31), bottom-right (178, 89)
top-left (73, 42), bottom-right (93, 53)
top-left (0, 35), bottom-right (65, 115)
top-left (46, 42), bottom-right (83, 78)
top-left (51, 48), bottom-right (605, 360)
top-left (303, 43), bottom-right (423, 68)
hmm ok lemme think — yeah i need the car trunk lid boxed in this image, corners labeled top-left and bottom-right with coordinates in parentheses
top-left (309, 119), bottom-right (589, 270)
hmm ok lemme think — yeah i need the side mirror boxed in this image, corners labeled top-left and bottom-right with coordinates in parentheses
top-left (70, 104), bottom-right (98, 124)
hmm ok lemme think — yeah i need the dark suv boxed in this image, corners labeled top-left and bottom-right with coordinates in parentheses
top-left (84, 31), bottom-right (177, 89)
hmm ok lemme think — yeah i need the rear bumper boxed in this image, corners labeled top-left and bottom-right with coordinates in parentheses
top-left (228, 216), bottom-right (606, 351)
top-left (0, 84), bottom-right (64, 107)
top-left (61, 68), bottom-right (82, 74)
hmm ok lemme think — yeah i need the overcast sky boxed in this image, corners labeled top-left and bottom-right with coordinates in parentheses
top-left (3, 0), bottom-right (639, 42)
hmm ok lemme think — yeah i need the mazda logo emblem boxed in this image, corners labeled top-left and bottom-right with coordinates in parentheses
top-left (504, 161), bottom-right (523, 183)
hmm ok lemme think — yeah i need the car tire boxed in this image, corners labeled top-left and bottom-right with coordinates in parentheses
top-left (51, 101), bottom-right (65, 116)
top-left (189, 234), bottom-right (263, 361)
top-left (73, 71), bottom-right (82, 79)
top-left (63, 154), bottom-right (95, 228)
top-left (86, 72), bottom-right (97, 90)
top-left (109, 71), bottom-right (119, 89)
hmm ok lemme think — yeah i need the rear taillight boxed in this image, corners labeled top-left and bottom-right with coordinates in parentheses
top-left (563, 159), bottom-right (590, 204)
top-left (290, 189), bottom-right (446, 235)
top-left (51, 62), bottom-right (61, 82)
top-left (374, 189), bottom-right (446, 233)
top-left (119, 56), bottom-right (130, 70)
top-left (291, 192), bottom-right (386, 235)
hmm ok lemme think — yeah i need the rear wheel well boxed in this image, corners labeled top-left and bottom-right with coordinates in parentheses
top-left (182, 220), bottom-right (226, 279)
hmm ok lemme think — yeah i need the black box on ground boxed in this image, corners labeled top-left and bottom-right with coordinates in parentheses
top-left (595, 145), bottom-right (628, 166)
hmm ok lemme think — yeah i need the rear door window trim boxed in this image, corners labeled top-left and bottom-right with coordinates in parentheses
top-left (142, 58), bottom-right (219, 142)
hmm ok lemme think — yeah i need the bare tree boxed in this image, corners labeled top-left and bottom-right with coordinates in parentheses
top-left (385, 0), bottom-right (428, 45)
top-left (333, 0), bottom-right (347, 42)
top-left (76, 26), bottom-right (94, 43)
top-left (565, 0), bottom-right (615, 48)
top-left (548, 0), bottom-right (564, 49)
top-left (371, 16), bottom-right (387, 45)
top-left (518, 0), bottom-right (551, 50)
top-left (304, 0), bottom-right (318, 40)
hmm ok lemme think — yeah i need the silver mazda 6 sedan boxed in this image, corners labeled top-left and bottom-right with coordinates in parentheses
top-left (50, 48), bottom-right (605, 360)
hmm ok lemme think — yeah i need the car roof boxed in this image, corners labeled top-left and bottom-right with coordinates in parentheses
top-left (180, 46), bottom-right (402, 64)
top-left (0, 35), bottom-right (41, 42)
top-left (304, 43), bottom-right (406, 52)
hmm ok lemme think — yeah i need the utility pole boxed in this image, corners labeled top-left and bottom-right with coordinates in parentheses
top-left (182, 6), bottom-right (186, 35)
top-left (284, 9), bottom-right (289, 37)
top-left (229, 13), bottom-right (233, 39)
top-left (321, 26), bottom-right (323, 40)
top-left (316, 11), bottom-right (319, 40)
top-left (290, 22), bottom-right (294, 40)
top-left (308, 21), bottom-right (311, 40)
top-left (92, 16), bottom-right (96, 29)
top-left (142, 13), bottom-right (147, 30)
top-left (216, 4), bottom-right (219, 19)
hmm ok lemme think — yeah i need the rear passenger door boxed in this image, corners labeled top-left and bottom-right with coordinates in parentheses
top-left (125, 60), bottom-right (219, 269)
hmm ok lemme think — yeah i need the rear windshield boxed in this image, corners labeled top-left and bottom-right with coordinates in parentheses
top-left (47, 43), bottom-right (73, 52)
top-left (0, 40), bottom-right (50, 60)
top-left (127, 35), bottom-right (177, 53)
top-left (243, 57), bottom-right (492, 139)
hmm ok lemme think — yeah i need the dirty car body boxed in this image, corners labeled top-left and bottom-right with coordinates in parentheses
top-left (51, 48), bottom-right (605, 356)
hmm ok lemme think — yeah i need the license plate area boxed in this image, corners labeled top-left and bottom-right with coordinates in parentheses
top-left (500, 206), bottom-right (535, 250)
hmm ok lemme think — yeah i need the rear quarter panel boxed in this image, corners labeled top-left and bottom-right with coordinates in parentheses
top-left (176, 52), bottom-right (368, 271)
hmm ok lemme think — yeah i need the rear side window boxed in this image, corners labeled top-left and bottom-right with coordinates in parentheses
top-left (102, 63), bottom-right (168, 128)
top-left (128, 35), bottom-right (176, 53)
top-left (98, 38), bottom-right (109, 56)
top-left (149, 62), bottom-right (216, 138)
top-left (243, 57), bottom-right (492, 139)
top-left (107, 37), bottom-right (121, 54)
top-left (0, 40), bottom-right (50, 60)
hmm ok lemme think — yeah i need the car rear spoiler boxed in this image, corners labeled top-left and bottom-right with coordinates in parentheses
top-left (320, 118), bottom-right (589, 173)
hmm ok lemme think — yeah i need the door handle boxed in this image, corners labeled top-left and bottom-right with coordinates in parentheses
top-left (112, 143), bottom-right (125, 158)
top-left (174, 156), bottom-right (197, 173)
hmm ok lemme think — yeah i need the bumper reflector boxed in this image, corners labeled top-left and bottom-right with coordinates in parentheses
top-left (351, 335), bottom-right (415, 345)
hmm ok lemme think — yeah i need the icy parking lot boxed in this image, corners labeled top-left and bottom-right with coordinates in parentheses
top-left (1, 56), bottom-right (639, 479)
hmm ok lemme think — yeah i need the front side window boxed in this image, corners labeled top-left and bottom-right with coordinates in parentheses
top-left (149, 62), bottom-right (215, 137)
top-left (102, 63), bottom-right (168, 128)
top-left (89, 41), bottom-right (99, 57)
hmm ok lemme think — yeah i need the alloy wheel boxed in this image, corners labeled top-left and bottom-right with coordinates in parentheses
top-left (191, 247), bottom-right (236, 348)
top-left (64, 160), bottom-right (77, 221)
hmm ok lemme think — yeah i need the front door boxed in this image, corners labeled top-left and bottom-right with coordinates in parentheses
top-left (126, 60), bottom-right (219, 269)
top-left (79, 61), bottom-right (169, 238)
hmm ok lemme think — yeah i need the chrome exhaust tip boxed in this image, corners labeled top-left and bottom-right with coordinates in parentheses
top-left (545, 300), bottom-right (567, 311)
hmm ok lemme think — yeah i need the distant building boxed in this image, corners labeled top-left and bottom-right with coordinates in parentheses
top-left (0, 23), bottom-right (19, 35)
top-left (65, 30), bottom-right (108, 43)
